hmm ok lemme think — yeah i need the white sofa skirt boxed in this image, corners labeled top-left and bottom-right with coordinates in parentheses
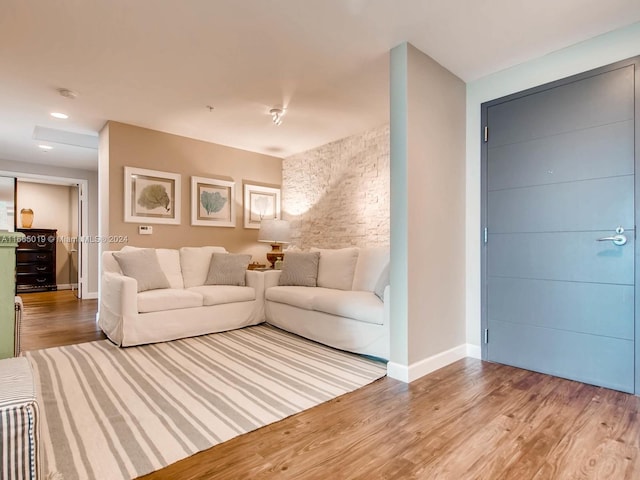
top-left (100, 301), bottom-right (264, 347)
top-left (265, 294), bottom-right (390, 360)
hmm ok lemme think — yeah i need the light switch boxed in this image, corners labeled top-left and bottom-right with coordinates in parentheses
top-left (138, 225), bottom-right (153, 235)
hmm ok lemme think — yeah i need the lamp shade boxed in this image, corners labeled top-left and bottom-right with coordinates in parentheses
top-left (258, 219), bottom-right (291, 244)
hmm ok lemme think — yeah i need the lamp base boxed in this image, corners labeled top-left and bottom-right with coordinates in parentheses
top-left (266, 243), bottom-right (284, 269)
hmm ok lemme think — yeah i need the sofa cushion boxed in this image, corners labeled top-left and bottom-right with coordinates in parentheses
top-left (121, 246), bottom-right (184, 289)
top-left (180, 246), bottom-right (228, 288)
top-left (311, 247), bottom-right (359, 290)
top-left (266, 286), bottom-right (335, 310)
top-left (137, 288), bottom-right (203, 313)
top-left (278, 252), bottom-right (320, 287)
top-left (205, 253), bottom-right (251, 286)
top-left (188, 285), bottom-right (256, 306)
top-left (312, 290), bottom-right (384, 325)
top-left (112, 248), bottom-right (171, 292)
top-left (352, 246), bottom-right (390, 292)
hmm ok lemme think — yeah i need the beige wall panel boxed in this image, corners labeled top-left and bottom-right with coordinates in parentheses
top-left (106, 122), bottom-right (283, 264)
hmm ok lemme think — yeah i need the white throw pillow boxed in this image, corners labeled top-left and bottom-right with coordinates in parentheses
top-left (351, 246), bottom-right (390, 292)
top-left (310, 247), bottom-right (359, 291)
top-left (179, 246), bottom-right (228, 288)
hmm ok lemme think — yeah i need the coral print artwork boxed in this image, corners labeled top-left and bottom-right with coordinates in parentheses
top-left (124, 167), bottom-right (181, 224)
top-left (190, 176), bottom-right (236, 227)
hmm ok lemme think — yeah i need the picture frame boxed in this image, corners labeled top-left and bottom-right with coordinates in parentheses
top-left (124, 167), bottom-right (181, 225)
top-left (191, 176), bottom-right (236, 227)
top-left (243, 183), bottom-right (281, 229)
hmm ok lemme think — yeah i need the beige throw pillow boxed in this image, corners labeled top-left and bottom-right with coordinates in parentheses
top-left (205, 253), bottom-right (251, 286)
top-left (112, 248), bottom-right (170, 292)
top-left (311, 247), bottom-right (359, 290)
top-left (278, 252), bottom-right (320, 287)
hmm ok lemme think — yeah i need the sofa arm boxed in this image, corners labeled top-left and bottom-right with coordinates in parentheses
top-left (0, 357), bottom-right (40, 480)
top-left (245, 270), bottom-right (265, 297)
top-left (263, 270), bottom-right (282, 289)
top-left (101, 271), bottom-right (138, 316)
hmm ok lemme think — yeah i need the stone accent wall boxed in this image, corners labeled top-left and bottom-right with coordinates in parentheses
top-left (282, 124), bottom-right (390, 249)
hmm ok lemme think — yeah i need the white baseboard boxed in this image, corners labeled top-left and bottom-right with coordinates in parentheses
top-left (466, 343), bottom-right (482, 359)
top-left (83, 291), bottom-right (98, 300)
top-left (56, 284), bottom-right (73, 290)
top-left (387, 343), bottom-right (480, 383)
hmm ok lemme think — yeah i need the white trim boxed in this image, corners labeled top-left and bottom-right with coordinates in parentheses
top-left (466, 343), bottom-right (482, 359)
top-left (387, 343), bottom-right (473, 383)
top-left (56, 284), bottom-right (73, 290)
top-left (84, 291), bottom-right (98, 300)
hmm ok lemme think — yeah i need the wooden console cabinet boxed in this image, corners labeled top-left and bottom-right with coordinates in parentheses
top-left (16, 228), bottom-right (57, 293)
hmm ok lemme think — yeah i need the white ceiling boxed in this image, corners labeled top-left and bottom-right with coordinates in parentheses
top-left (1, 1), bottom-right (639, 171)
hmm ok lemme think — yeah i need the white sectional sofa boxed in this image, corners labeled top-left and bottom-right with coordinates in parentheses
top-left (264, 246), bottom-right (390, 360)
top-left (99, 246), bottom-right (264, 346)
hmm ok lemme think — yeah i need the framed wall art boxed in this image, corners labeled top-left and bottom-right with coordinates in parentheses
top-left (191, 176), bottom-right (236, 227)
top-left (243, 183), bottom-right (281, 229)
top-left (124, 167), bottom-right (181, 224)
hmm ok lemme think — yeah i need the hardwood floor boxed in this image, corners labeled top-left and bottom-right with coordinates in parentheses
top-left (18, 290), bottom-right (105, 352)
top-left (141, 359), bottom-right (640, 480)
top-left (16, 293), bottom-right (640, 479)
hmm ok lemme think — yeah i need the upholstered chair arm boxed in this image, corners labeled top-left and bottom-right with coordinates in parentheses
top-left (101, 271), bottom-right (138, 316)
top-left (263, 270), bottom-right (282, 289)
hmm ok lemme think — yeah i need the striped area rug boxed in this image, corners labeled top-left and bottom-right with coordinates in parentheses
top-left (27, 325), bottom-right (386, 480)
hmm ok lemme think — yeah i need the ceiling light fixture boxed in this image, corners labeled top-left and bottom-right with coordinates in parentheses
top-left (50, 112), bottom-right (69, 119)
top-left (38, 144), bottom-right (53, 150)
top-left (57, 88), bottom-right (78, 99)
top-left (270, 108), bottom-right (285, 126)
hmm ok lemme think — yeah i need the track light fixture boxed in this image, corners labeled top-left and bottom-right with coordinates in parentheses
top-left (270, 108), bottom-right (285, 126)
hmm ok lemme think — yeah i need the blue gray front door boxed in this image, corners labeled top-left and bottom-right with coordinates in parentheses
top-left (482, 60), bottom-right (637, 393)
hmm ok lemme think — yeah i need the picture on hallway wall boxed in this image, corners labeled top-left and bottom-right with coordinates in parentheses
top-left (124, 167), bottom-right (181, 224)
top-left (243, 183), bottom-right (281, 229)
top-left (191, 176), bottom-right (236, 227)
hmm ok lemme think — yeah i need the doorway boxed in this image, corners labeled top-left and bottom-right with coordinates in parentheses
top-left (481, 57), bottom-right (639, 393)
top-left (0, 172), bottom-right (90, 299)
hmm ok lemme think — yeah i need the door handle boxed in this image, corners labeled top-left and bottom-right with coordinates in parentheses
top-left (597, 234), bottom-right (627, 246)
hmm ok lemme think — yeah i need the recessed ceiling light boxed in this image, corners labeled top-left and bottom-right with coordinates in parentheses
top-left (38, 145), bottom-right (53, 150)
top-left (51, 112), bottom-right (68, 119)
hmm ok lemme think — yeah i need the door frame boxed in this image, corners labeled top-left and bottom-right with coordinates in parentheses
top-left (480, 56), bottom-right (640, 394)
top-left (5, 171), bottom-right (90, 300)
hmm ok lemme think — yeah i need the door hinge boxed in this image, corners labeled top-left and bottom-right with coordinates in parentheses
top-left (483, 227), bottom-right (488, 244)
top-left (484, 329), bottom-right (489, 344)
top-left (484, 126), bottom-right (488, 143)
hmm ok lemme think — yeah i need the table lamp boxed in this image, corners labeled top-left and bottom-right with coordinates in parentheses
top-left (258, 219), bottom-right (291, 269)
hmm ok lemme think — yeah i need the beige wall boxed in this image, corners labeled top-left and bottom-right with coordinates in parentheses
top-left (103, 122), bottom-right (283, 263)
top-left (390, 43), bottom-right (466, 375)
top-left (283, 124), bottom-right (389, 249)
top-left (16, 181), bottom-right (76, 285)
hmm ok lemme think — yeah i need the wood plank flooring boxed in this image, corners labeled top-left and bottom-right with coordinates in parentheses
top-left (17, 293), bottom-right (640, 479)
top-left (140, 359), bottom-right (640, 480)
top-left (18, 290), bottom-right (104, 352)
